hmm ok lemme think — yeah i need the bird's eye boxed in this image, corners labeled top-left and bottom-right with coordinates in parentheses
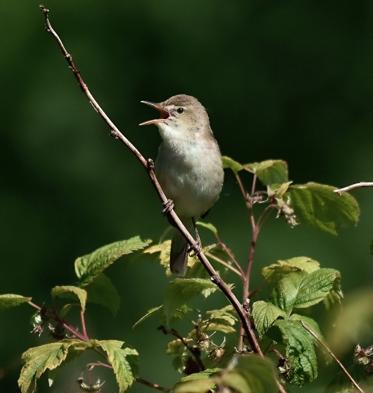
top-left (176, 107), bottom-right (184, 114)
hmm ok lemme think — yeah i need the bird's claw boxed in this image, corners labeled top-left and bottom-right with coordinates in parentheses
top-left (147, 158), bottom-right (155, 170)
top-left (162, 199), bottom-right (174, 215)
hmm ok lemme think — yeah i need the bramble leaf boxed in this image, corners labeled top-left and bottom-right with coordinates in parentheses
top-left (0, 294), bottom-right (31, 311)
top-left (205, 305), bottom-right (238, 334)
top-left (262, 257), bottom-right (320, 284)
top-left (74, 236), bottom-right (151, 285)
top-left (273, 268), bottom-right (341, 313)
top-left (244, 160), bottom-right (288, 185)
top-left (269, 320), bottom-right (317, 385)
top-left (164, 278), bottom-right (218, 324)
top-left (51, 285), bottom-right (87, 313)
top-left (18, 339), bottom-right (91, 393)
top-left (222, 156), bottom-right (244, 173)
top-left (252, 301), bottom-right (286, 337)
top-left (196, 221), bottom-right (219, 237)
top-left (221, 354), bottom-right (278, 393)
top-left (144, 240), bottom-right (171, 274)
top-left (84, 273), bottom-right (120, 315)
top-left (288, 183), bottom-right (360, 235)
top-left (96, 340), bottom-right (138, 393)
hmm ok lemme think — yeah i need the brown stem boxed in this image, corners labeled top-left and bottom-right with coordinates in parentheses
top-left (300, 321), bottom-right (365, 393)
top-left (136, 378), bottom-right (171, 392)
top-left (38, 5), bottom-right (262, 356)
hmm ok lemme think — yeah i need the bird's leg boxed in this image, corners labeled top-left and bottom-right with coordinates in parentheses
top-left (188, 218), bottom-right (202, 256)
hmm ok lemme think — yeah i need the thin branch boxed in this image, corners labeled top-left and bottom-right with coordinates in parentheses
top-left (80, 310), bottom-right (89, 340)
top-left (215, 235), bottom-right (244, 277)
top-left (205, 251), bottom-right (242, 277)
top-left (136, 378), bottom-right (171, 392)
top-left (159, 326), bottom-right (205, 371)
top-left (300, 321), bottom-right (365, 393)
top-left (38, 5), bottom-right (263, 357)
top-left (334, 182), bottom-right (373, 194)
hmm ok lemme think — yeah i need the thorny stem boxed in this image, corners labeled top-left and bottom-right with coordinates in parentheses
top-left (39, 7), bottom-right (286, 392)
top-left (334, 181), bottom-right (373, 194)
top-left (300, 321), bottom-right (366, 393)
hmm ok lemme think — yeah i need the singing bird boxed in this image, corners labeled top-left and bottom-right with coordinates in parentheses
top-left (140, 94), bottom-right (224, 275)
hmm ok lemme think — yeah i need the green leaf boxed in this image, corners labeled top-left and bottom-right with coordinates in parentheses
top-left (244, 160), bottom-right (288, 185)
top-left (252, 301), bottom-right (286, 337)
top-left (222, 156), bottom-right (244, 173)
top-left (164, 278), bottom-right (218, 324)
top-left (262, 256), bottom-right (320, 283)
top-left (18, 339), bottom-right (91, 393)
top-left (221, 354), bottom-right (278, 393)
top-left (268, 320), bottom-right (318, 385)
top-left (51, 285), bottom-right (87, 313)
top-left (132, 305), bottom-right (163, 329)
top-left (144, 240), bottom-right (171, 274)
top-left (290, 314), bottom-right (322, 339)
top-left (196, 221), bottom-right (219, 237)
top-left (205, 305), bottom-right (238, 334)
top-left (96, 340), bottom-right (138, 393)
top-left (0, 294), bottom-right (31, 311)
top-left (288, 183), bottom-right (360, 235)
top-left (272, 268), bottom-right (341, 313)
top-left (84, 273), bottom-right (120, 316)
top-left (75, 236), bottom-right (151, 285)
top-left (174, 369), bottom-right (219, 393)
top-left (293, 268), bottom-right (341, 309)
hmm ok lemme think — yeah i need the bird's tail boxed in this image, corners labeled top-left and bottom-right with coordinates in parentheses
top-left (170, 218), bottom-right (194, 276)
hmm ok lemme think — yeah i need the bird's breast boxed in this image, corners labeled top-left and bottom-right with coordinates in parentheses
top-left (155, 138), bottom-right (224, 218)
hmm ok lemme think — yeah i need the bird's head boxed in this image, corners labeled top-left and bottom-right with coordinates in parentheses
top-left (139, 94), bottom-right (212, 139)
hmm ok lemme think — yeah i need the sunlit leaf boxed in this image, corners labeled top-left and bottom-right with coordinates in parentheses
top-left (144, 240), bottom-right (171, 274)
top-left (252, 301), bottom-right (286, 337)
top-left (174, 369), bottom-right (221, 393)
top-left (85, 273), bottom-right (120, 316)
top-left (51, 285), bottom-right (87, 313)
top-left (0, 294), bottom-right (31, 311)
top-left (18, 339), bottom-right (91, 393)
top-left (96, 340), bottom-right (138, 393)
top-left (288, 183), bottom-right (360, 235)
top-left (75, 236), bottom-right (151, 285)
top-left (244, 160), bottom-right (288, 185)
top-left (222, 156), bottom-right (244, 173)
top-left (262, 256), bottom-right (320, 284)
top-left (269, 320), bottom-right (317, 385)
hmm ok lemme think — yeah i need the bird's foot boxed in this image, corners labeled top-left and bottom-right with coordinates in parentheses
top-left (162, 199), bottom-right (175, 215)
top-left (188, 239), bottom-right (202, 257)
top-left (147, 158), bottom-right (155, 170)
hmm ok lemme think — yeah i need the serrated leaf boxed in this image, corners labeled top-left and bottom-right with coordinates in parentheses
top-left (293, 268), bottom-right (341, 309)
top-left (268, 320), bottom-right (317, 385)
top-left (222, 156), bottom-right (244, 173)
top-left (244, 160), bottom-right (288, 185)
top-left (84, 273), bottom-right (120, 316)
top-left (144, 240), bottom-right (171, 273)
top-left (288, 183), bottom-right (360, 235)
top-left (205, 305), bottom-right (238, 333)
top-left (262, 257), bottom-right (320, 283)
top-left (0, 294), bottom-right (31, 311)
top-left (96, 340), bottom-right (138, 393)
top-left (221, 354), bottom-right (277, 393)
top-left (132, 305), bottom-right (163, 329)
top-left (51, 286), bottom-right (87, 313)
top-left (164, 278), bottom-right (218, 324)
top-left (252, 301), bottom-right (286, 337)
top-left (18, 339), bottom-right (91, 393)
top-left (273, 268), bottom-right (341, 313)
top-left (75, 236), bottom-right (151, 285)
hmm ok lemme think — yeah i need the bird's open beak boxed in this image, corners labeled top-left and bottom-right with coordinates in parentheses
top-left (139, 100), bottom-right (169, 126)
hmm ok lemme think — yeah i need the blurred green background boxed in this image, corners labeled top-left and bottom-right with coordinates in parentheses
top-left (1, 1), bottom-right (373, 392)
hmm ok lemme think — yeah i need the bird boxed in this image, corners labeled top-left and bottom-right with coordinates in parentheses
top-left (140, 94), bottom-right (224, 276)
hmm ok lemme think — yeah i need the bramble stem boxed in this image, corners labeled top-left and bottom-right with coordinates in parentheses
top-left (334, 182), bottom-right (373, 194)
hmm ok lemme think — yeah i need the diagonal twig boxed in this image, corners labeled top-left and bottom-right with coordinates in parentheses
top-left (334, 182), bottom-right (373, 195)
